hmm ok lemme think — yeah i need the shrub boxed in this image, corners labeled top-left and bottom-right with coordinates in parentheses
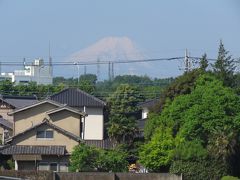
top-left (170, 159), bottom-right (229, 180)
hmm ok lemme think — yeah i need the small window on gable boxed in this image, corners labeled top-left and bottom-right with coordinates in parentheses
top-left (36, 130), bottom-right (53, 139)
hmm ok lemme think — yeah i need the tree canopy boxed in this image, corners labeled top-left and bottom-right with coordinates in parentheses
top-left (140, 74), bottom-right (240, 177)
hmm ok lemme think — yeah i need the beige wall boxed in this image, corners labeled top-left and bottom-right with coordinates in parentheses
top-left (12, 124), bottom-right (79, 153)
top-left (84, 107), bottom-right (104, 140)
top-left (0, 108), bottom-right (13, 122)
top-left (14, 103), bottom-right (58, 135)
top-left (48, 110), bottom-right (81, 137)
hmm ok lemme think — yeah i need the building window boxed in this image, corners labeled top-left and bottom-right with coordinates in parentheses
top-left (50, 163), bottom-right (58, 171)
top-left (59, 163), bottom-right (68, 172)
top-left (38, 162), bottom-right (49, 171)
top-left (36, 130), bottom-right (53, 139)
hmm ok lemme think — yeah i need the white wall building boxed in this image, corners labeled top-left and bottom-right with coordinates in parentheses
top-left (0, 59), bottom-right (53, 85)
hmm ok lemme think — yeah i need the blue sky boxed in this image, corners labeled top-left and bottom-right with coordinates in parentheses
top-left (0, 0), bottom-right (240, 78)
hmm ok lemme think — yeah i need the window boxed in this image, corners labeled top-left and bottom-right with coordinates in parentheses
top-left (36, 130), bottom-right (53, 139)
top-left (50, 163), bottom-right (58, 171)
top-left (38, 162), bottom-right (49, 171)
top-left (59, 163), bottom-right (68, 172)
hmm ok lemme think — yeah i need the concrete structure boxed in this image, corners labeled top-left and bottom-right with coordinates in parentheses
top-left (0, 59), bottom-right (52, 85)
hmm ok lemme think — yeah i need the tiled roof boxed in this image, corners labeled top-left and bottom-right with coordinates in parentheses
top-left (8, 99), bottom-right (63, 115)
top-left (85, 139), bottom-right (113, 149)
top-left (50, 88), bottom-right (106, 108)
top-left (6, 119), bottom-right (82, 143)
top-left (0, 95), bottom-right (38, 109)
top-left (138, 99), bottom-right (158, 108)
top-left (0, 145), bottom-right (65, 155)
top-left (0, 118), bottom-right (13, 130)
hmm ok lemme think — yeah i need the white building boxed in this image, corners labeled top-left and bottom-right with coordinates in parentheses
top-left (0, 59), bottom-right (53, 85)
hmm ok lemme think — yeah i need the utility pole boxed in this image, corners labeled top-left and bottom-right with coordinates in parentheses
top-left (108, 61), bottom-right (111, 81)
top-left (184, 49), bottom-right (191, 72)
top-left (84, 65), bottom-right (87, 75)
top-left (97, 58), bottom-right (100, 80)
top-left (48, 41), bottom-right (53, 77)
top-left (111, 62), bottom-right (114, 80)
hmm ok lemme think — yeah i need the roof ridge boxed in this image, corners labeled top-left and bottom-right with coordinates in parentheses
top-left (75, 88), bottom-right (106, 105)
top-left (8, 99), bottom-right (64, 115)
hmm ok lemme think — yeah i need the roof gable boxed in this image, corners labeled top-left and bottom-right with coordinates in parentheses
top-left (8, 99), bottom-right (63, 115)
top-left (46, 106), bottom-right (87, 116)
top-left (6, 119), bottom-right (82, 143)
top-left (50, 88), bottom-right (106, 107)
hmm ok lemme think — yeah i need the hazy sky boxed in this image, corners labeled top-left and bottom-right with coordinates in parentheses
top-left (0, 0), bottom-right (240, 78)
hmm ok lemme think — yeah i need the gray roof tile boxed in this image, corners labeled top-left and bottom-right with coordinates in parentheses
top-left (50, 88), bottom-right (106, 108)
top-left (0, 95), bottom-right (38, 109)
top-left (0, 145), bottom-right (65, 155)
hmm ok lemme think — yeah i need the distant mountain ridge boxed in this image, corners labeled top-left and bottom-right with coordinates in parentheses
top-left (68, 36), bottom-right (146, 62)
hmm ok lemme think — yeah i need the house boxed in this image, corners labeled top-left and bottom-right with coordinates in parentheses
top-left (137, 99), bottom-right (158, 136)
top-left (0, 95), bottom-right (38, 144)
top-left (49, 88), bottom-right (106, 140)
top-left (0, 99), bottom-right (86, 171)
top-left (0, 89), bottom-right (108, 171)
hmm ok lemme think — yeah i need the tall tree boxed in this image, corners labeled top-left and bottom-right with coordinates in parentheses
top-left (199, 53), bottom-right (208, 72)
top-left (212, 40), bottom-right (236, 86)
top-left (107, 84), bottom-right (144, 145)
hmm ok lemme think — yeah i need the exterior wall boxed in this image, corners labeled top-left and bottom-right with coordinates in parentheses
top-left (0, 107), bottom-right (14, 122)
top-left (14, 103), bottom-right (58, 135)
top-left (16, 155), bottom-right (69, 171)
top-left (48, 110), bottom-right (81, 137)
top-left (82, 107), bottom-right (104, 140)
top-left (12, 124), bottom-right (79, 153)
top-left (142, 107), bottom-right (149, 119)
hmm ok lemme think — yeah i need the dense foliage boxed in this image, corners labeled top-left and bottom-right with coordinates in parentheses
top-left (107, 84), bottom-right (144, 145)
top-left (69, 144), bottom-right (128, 172)
top-left (140, 74), bottom-right (240, 178)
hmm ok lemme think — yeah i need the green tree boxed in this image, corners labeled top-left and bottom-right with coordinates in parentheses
top-left (107, 84), bottom-right (144, 145)
top-left (151, 69), bottom-right (201, 114)
top-left (78, 74), bottom-right (97, 94)
top-left (139, 128), bottom-right (175, 172)
top-left (212, 40), bottom-right (236, 87)
top-left (141, 74), bottom-right (240, 176)
top-left (69, 144), bottom-right (128, 172)
top-left (0, 80), bottom-right (14, 95)
top-left (97, 149), bottom-right (128, 172)
top-left (69, 144), bottom-right (99, 172)
top-left (199, 53), bottom-right (208, 72)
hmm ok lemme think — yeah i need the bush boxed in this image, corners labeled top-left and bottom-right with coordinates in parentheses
top-left (69, 144), bottom-right (99, 172)
top-left (170, 159), bottom-right (229, 180)
top-left (97, 149), bottom-right (128, 172)
top-left (70, 143), bottom-right (129, 172)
